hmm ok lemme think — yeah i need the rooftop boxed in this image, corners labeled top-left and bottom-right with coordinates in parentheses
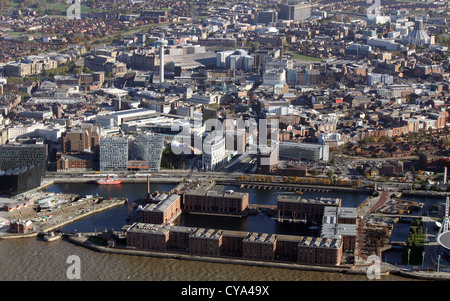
top-left (298, 236), bottom-right (342, 249)
top-left (243, 232), bottom-right (277, 244)
top-left (190, 228), bottom-right (223, 240)
top-left (277, 195), bottom-right (342, 206)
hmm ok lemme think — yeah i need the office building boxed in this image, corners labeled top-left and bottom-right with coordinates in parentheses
top-left (62, 124), bottom-right (100, 154)
top-left (216, 49), bottom-right (254, 72)
top-left (0, 144), bottom-right (47, 194)
top-left (257, 10), bottom-right (278, 25)
top-left (99, 137), bottom-right (128, 171)
top-left (201, 133), bottom-right (227, 171)
top-left (129, 132), bottom-right (165, 171)
top-left (278, 2), bottom-right (311, 21)
top-left (0, 165), bottom-right (44, 195)
top-left (279, 142), bottom-right (329, 162)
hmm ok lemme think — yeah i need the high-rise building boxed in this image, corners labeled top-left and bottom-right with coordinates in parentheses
top-left (130, 132), bottom-right (165, 171)
top-left (99, 137), bottom-right (128, 171)
top-left (279, 142), bottom-right (329, 162)
top-left (257, 10), bottom-right (278, 25)
top-left (216, 49), bottom-right (254, 72)
top-left (0, 143), bottom-right (47, 195)
top-left (278, 2), bottom-right (311, 21)
top-left (62, 123), bottom-right (100, 154)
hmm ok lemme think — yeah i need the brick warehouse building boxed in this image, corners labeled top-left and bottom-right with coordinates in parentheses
top-left (242, 232), bottom-right (277, 261)
top-left (297, 236), bottom-right (343, 265)
top-left (189, 228), bottom-right (223, 256)
top-left (141, 194), bottom-right (181, 225)
top-left (276, 195), bottom-right (341, 221)
top-left (124, 223), bottom-right (343, 266)
top-left (183, 190), bottom-right (249, 215)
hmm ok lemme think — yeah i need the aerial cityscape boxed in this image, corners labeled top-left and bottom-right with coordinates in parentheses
top-left (0, 0), bottom-right (450, 287)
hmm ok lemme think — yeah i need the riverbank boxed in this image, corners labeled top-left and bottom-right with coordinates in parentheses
top-left (67, 234), bottom-right (352, 274)
top-left (69, 234), bottom-right (450, 280)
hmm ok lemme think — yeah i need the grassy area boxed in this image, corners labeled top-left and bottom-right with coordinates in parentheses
top-left (401, 218), bottom-right (425, 265)
top-left (288, 52), bottom-right (323, 61)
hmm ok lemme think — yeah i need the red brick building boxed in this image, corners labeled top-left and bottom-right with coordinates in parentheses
top-left (242, 232), bottom-right (277, 261)
top-left (9, 220), bottom-right (33, 233)
top-left (189, 228), bottom-right (223, 256)
top-left (183, 190), bottom-right (249, 215)
top-left (297, 236), bottom-right (343, 265)
top-left (275, 234), bottom-right (303, 262)
top-left (277, 195), bottom-right (341, 222)
top-left (124, 224), bottom-right (344, 265)
top-left (141, 194), bottom-right (181, 225)
top-left (56, 154), bottom-right (93, 172)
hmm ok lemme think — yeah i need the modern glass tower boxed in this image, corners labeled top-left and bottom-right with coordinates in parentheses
top-left (99, 136), bottom-right (129, 171)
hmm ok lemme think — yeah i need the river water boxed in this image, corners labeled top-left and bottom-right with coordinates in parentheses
top-left (0, 182), bottom-right (420, 281)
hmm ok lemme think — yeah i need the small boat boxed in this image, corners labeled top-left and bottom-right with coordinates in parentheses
top-left (96, 175), bottom-right (122, 185)
top-left (43, 232), bottom-right (62, 242)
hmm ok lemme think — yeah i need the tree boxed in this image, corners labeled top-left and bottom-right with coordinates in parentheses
top-left (311, 169), bottom-right (319, 176)
top-left (327, 169), bottom-right (334, 178)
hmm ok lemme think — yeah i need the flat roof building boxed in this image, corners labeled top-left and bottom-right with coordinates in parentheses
top-left (183, 189), bottom-right (249, 215)
top-left (141, 194), bottom-right (181, 225)
top-left (277, 195), bottom-right (341, 222)
top-left (297, 236), bottom-right (343, 265)
top-left (189, 228), bottom-right (223, 256)
top-left (243, 232), bottom-right (277, 261)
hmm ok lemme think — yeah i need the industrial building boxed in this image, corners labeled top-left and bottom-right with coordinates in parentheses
top-left (183, 190), bottom-right (249, 215)
top-left (276, 195), bottom-right (342, 222)
top-left (141, 194), bottom-right (182, 225)
top-left (0, 143), bottom-right (47, 195)
top-left (124, 223), bottom-right (344, 265)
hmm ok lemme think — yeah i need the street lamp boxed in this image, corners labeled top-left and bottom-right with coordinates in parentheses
top-left (437, 254), bottom-right (441, 273)
top-left (407, 248), bottom-right (411, 266)
top-left (422, 251), bottom-right (425, 270)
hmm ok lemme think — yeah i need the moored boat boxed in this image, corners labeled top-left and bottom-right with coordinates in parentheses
top-left (96, 175), bottom-right (122, 185)
top-left (43, 232), bottom-right (62, 242)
